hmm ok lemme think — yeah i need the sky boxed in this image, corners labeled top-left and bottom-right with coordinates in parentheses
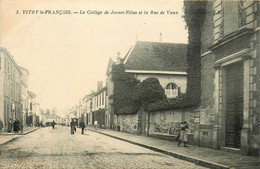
top-left (0, 0), bottom-right (188, 116)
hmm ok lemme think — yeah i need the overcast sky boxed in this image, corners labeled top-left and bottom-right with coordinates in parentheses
top-left (1, 0), bottom-right (188, 116)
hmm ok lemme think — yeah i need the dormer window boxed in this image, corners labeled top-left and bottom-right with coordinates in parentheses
top-left (165, 83), bottom-right (178, 98)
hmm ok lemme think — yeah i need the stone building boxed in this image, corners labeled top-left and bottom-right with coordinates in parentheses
top-left (0, 48), bottom-right (22, 130)
top-left (198, 0), bottom-right (260, 155)
top-left (112, 41), bottom-right (188, 134)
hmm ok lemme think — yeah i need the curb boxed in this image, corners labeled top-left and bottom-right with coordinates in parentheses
top-left (0, 136), bottom-right (21, 147)
top-left (1, 128), bottom-right (40, 136)
top-left (21, 128), bottom-right (39, 135)
top-left (0, 128), bottom-right (39, 146)
top-left (89, 128), bottom-right (231, 169)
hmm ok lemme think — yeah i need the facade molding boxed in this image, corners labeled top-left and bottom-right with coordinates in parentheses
top-left (125, 70), bottom-right (187, 75)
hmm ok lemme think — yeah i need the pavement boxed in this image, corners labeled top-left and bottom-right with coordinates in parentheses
top-left (1, 127), bottom-right (207, 169)
top-left (87, 127), bottom-right (260, 169)
top-left (0, 127), bottom-right (39, 146)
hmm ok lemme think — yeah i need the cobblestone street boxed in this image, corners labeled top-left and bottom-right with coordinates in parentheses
top-left (0, 127), bottom-right (207, 169)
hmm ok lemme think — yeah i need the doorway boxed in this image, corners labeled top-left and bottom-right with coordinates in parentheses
top-left (225, 62), bottom-right (244, 148)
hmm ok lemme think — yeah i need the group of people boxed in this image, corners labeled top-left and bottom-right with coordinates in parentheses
top-left (0, 118), bottom-right (21, 134)
top-left (70, 119), bottom-right (86, 135)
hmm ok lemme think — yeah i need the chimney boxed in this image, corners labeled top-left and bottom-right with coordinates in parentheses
top-left (116, 52), bottom-right (123, 64)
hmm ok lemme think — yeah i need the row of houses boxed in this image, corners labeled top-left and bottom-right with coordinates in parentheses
top-left (0, 47), bottom-right (43, 131)
top-left (70, 1), bottom-right (259, 156)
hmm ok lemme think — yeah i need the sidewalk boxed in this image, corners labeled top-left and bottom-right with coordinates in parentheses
top-left (0, 127), bottom-right (39, 146)
top-left (87, 127), bottom-right (259, 169)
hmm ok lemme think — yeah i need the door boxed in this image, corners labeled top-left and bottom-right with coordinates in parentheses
top-left (225, 62), bottom-right (243, 148)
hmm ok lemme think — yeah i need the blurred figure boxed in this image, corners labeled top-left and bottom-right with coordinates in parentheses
top-left (0, 118), bottom-right (3, 134)
top-left (178, 121), bottom-right (189, 147)
top-left (70, 119), bottom-right (76, 134)
top-left (7, 118), bottom-right (12, 132)
top-left (51, 120), bottom-right (56, 130)
top-left (13, 119), bottom-right (19, 133)
top-left (94, 120), bottom-right (98, 130)
top-left (79, 119), bottom-right (86, 135)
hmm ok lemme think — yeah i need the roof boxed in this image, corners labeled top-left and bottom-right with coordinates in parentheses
top-left (123, 41), bottom-right (187, 72)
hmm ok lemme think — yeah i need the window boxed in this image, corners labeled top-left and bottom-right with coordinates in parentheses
top-left (165, 83), bottom-right (178, 98)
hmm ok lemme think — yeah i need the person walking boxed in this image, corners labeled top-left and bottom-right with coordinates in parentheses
top-left (94, 120), bottom-right (98, 130)
top-left (79, 119), bottom-right (86, 135)
top-left (0, 118), bottom-right (4, 134)
top-left (51, 120), bottom-right (56, 130)
top-left (13, 119), bottom-right (19, 133)
top-left (7, 118), bottom-right (12, 132)
top-left (178, 121), bottom-right (189, 147)
top-left (70, 119), bottom-right (76, 134)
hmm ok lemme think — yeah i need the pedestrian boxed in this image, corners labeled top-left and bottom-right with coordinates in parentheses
top-left (17, 119), bottom-right (20, 132)
top-left (70, 119), bottom-right (76, 134)
top-left (7, 118), bottom-right (12, 132)
top-left (178, 121), bottom-right (189, 147)
top-left (94, 120), bottom-right (98, 130)
top-left (0, 118), bottom-right (4, 134)
top-left (79, 119), bottom-right (86, 135)
top-left (13, 119), bottom-right (19, 133)
top-left (51, 120), bottom-right (56, 130)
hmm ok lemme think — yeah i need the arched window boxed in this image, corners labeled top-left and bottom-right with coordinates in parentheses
top-left (166, 83), bottom-right (177, 90)
top-left (165, 83), bottom-right (178, 98)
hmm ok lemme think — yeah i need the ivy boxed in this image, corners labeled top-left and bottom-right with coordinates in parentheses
top-left (147, 0), bottom-right (207, 112)
top-left (111, 63), bottom-right (140, 115)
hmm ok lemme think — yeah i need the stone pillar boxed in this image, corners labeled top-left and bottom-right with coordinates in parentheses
top-left (193, 110), bottom-right (200, 146)
top-left (212, 66), bottom-right (220, 149)
top-left (241, 57), bottom-right (251, 155)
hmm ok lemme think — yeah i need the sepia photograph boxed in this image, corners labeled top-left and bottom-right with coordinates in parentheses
top-left (0, 0), bottom-right (259, 168)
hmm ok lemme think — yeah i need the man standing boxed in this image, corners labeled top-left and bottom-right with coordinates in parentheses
top-left (70, 119), bottom-right (76, 134)
top-left (0, 118), bottom-right (3, 134)
top-left (79, 119), bottom-right (86, 135)
top-left (51, 120), bottom-right (56, 130)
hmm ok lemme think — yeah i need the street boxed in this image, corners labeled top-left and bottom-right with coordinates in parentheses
top-left (0, 127), bottom-right (207, 169)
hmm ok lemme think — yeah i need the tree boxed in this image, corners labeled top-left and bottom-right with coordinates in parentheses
top-left (133, 77), bottom-right (166, 111)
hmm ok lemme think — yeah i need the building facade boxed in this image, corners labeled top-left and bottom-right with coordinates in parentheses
top-left (199, 1), bottom-right (260, 155)
top-left (0, 48), bottom-right (22, 130)
top-left (82, 93), bottom-right (94, 126)
top-left (27, 91), bottom-right (36, 126)
top-left (19, 66), bottom-right (29, 127)
top-left (92, 81), bottom-right (108, 128)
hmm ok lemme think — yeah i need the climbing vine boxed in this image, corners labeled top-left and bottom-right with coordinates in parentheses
top-left (147, 0), bottom-right (207, 112)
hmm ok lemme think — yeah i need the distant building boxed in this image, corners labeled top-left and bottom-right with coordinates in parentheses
top-left (27, 91), bottom-right (36, 126)
top-left (91, 81), bottom-right (108, 128)
top-left (82, 93), bottom-right (94, 126)
top-left (0, 48), bottom-right (22, 130)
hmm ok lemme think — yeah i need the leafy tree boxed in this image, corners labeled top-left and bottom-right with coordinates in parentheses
top-left (133, 77), bottom-right (166, 111)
